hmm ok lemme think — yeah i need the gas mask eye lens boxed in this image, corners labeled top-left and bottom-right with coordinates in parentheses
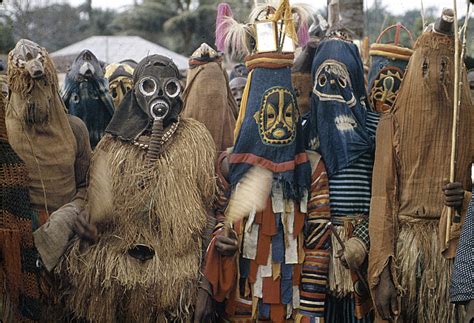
top-left (139, 77), bottom-right (157, 96)
top-left (164, 79), bottom-right (181, 98)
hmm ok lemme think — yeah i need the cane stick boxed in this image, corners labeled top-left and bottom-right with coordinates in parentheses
top-left (446, 1), bottom-right (460, 244)
top-left (446, 2), bottom-right (471, 244)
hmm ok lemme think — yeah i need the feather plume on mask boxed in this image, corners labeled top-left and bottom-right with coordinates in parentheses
top-left (215, 1), bottom-right (313, 60)
top-left (224, 166), bottom-right (272, 228)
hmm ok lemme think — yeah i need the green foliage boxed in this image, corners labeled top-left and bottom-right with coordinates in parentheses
top-left (1, 0), bottom-right (470, 59)
top-left (0, 16), bottom-right (15, 54)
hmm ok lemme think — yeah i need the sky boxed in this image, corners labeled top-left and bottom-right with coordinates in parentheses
top-left (64, 0), bottom-right (472, 16)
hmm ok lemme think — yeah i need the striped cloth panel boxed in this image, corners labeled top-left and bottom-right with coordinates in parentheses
top-left (328, 112), bottom-right (379, 216)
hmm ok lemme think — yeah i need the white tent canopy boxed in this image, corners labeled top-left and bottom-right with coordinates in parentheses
top-left (51, 35), bottom-right (188, 70)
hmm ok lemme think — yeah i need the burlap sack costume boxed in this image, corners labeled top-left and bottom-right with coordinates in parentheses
top-left (182, 43), bottom-right (238, 154)
top-left (4, 40), bottom-right (91, 321)
top-left (369, 27), bottom-right (474, 323)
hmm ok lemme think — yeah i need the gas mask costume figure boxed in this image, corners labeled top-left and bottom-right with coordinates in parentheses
top-left (5, 39), bottom-right (92, 320)
top-left (306, 0), bottom-right (380, 322)
top-left (182, 43), bottom-right (238, 154)
top-left (62, 50), bottom-right (115, 149)
top-left (367, 23), bottom-right (414, 113)
top-left (56, 55), bottom-right (217, 322)
top-left (204, 1), bottom-right (334, 322)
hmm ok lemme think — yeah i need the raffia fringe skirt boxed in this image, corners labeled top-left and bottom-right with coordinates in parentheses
top-left (396, 219), bottom-right (458, 323)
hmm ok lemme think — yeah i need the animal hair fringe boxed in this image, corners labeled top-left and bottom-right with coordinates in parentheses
top-left (56, 118), bottom-right (217, 322)
top-left (222, 17), bottom-right (253, 61)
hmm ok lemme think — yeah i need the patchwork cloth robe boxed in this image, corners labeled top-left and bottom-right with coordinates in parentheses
top-left (205, 150), bottom-right (331, 322)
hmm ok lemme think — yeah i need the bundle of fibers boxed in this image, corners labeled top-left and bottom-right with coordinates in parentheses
top-left (225, 165), bottom-right (272, 226)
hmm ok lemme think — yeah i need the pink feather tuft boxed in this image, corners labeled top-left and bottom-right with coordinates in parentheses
top-left (216, 3), bottom-right (234, 52)
top-left (297, 21), bottom-right (310, 47)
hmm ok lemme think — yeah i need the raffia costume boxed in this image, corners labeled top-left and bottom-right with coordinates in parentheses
top-left (368, 25), bottom-right (474, 323)
top-left (0, 75), bottom-right (42, 322)
top-left (62, 50), bottom-right (115, 149)
top-left (182, 43), bottom-right (238, 154)
top-left (57, 55), bottom-right (217, 322)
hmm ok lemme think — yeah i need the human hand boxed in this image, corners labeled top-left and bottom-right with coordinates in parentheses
top-left (72, 209), bottom-right (97, 243)
top-left (442, 182), bottom-right (464, 212)
top-left (374, 265), bottom-right (399, 321)
top-left (215, 228), bottom-right (238, 257)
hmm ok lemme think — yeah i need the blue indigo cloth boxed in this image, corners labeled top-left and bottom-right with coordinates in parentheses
top-left (307, 39), bottom-right (374, 177)
top-left (62, 51), bottom-right (115, 148)
top-left (229, 66), bottom-right (311, 200)
top-left (368, 54), bottom-right (409, 113)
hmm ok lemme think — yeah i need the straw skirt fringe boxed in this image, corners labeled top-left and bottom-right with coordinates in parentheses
top-left (396, 220), bottom-right (458, 323)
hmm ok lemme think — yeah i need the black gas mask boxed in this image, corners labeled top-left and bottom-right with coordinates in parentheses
top-left (134, 56), bottom-right (182, 128)
top-left (132, 55), bottom-right (183, 163)
top-left (106, 55), bottom-right (183, 151)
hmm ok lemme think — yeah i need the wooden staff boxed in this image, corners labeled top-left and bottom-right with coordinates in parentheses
top-left (446, 2), bottom-right (471, 244)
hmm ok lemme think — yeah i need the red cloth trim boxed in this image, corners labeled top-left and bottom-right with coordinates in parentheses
top-left (263, 277), bottom-right (281, 304)
top-left (203, 231), bottom-right (237, 302)
top-left (256, 232), bottom-right (271, 265)
top-left (249, 259), bottom-right (258, 284)
top-left (293, 264), bottom-right (302, 285)
top-left (229, 152), bottom-right (309, 173)
top-left (255, 210), bottom-right (263, 225)
top-left (261, 199), bottom-right (277, 236)
top-left (294, 205), bottom-right (305, 237)
top-left (270, 303), bottom-right (286, 322)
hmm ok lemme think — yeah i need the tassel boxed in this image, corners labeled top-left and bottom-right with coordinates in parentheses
top-left (216, 3), bottom-right (234, 52)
